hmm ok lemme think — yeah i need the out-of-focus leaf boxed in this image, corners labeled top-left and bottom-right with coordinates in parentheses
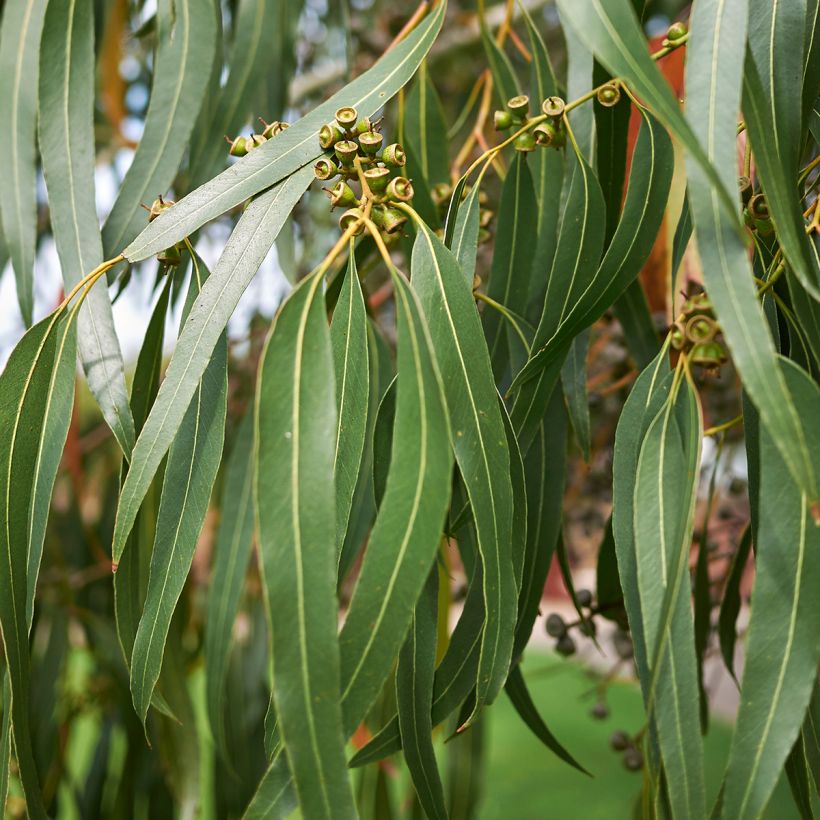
top-left (480, 21), bottom-right (519, 105)
top-left (505, 664), bottom-right (589, 775)
top-left (785, 731), bottom-right (816, 820)
top-left (0, 678), bottom-right (8, 811)
top-left (484, 153), bottom-right (539, 380)
top-left (130, 257), bottom-right (228, 724)
top-left (721, 361), bottom-right (820, 820)
top-left (805, 681), bottom-right (820, 792)
top-left (123, 3), bottom-right (446, 262)
top-left (330, 249), bottom-right (369, 550)
top-left (0, 309), bottom-right (79, 818)
top-left (717, 526), bottom-right (752, 682)
top-left (614, 282), bottom-right (660, 369)
top-left (112, 166), bottom-right (313, 564)
top-left (397, 570), bottom-right (447, 820)
top-left (634, 378), bottom-right (705, 818)
top-left (671, 193), bottom-right (693, 283)
top-left (408, 222), bottom-right (515, 719)
top-left (686, 0), bottom-right (820, 505)
top-left (559, 6), bottom-right (595, 159)
top-left (39, 0), bottom-right (136, 460)
top-left (102, 0), bottom-right (217, 255)
top-left (499, 398), bottom-right (527, 594)
top-left (0, 0), bottom-right (48, 325)
top-left (561, 330), bottom-right (591, 461)
top-left (594, 519), bottom-right (622, 619)
top-left (446, 711), bottom-right (484, 820)
top-left (205, 408), bottom-right (255, 757)
top-left (254, 268), bottom-right (356, 818)
top-left (742, 0), bottom-right (820, 299)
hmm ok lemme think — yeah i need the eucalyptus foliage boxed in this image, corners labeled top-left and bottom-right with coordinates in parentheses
top-left (1, 0), bottom-right (819, 818)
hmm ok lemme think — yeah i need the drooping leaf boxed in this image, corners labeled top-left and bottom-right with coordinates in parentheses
top-left (0, 0), bottom-right (48, 325)
top-left (101, 0), bottom-right (218, 255)
top-left (785, 730), bottom-right (817, 820)
top-left (130, 256), bottom-right (228, 724)
top-left (683, 0), bottom-right (820, 507)
top-left (561, 330), bottom-right (591, 461)
top-left (717, 526), bottom-right (752, 682)
top-left (559, 5), bottom-right (596, 160)
top-left (123, 3), bottom-right (446, 263)
top-left (480, 21), bottom-right (519, 105)
top-left (254, 268), bottom-right (356, 818)
top-left (39, 0), bottom-right (136, 459)
top-left (397, 570), bottom-right (447, 820)
top-left (330, 248), bottom-right (369, 551)
top-left (205, 408), bottom-right (255, 759)
top-left (0, 678), bottom-right (9, 812)
top-left (408, 222), bottom-right (515, 720)
top-left (112, 165), bottom-right (313, 563)
top-left (720, 360), bottom-right (820, 820)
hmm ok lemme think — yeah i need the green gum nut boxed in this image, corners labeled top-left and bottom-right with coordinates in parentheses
top-left (335, 106), bottom-right (358, 130)
top-left (381, 143), bottom-right (406, 167)
top-left (494, 110), bottom-right (514, 130)
top-left (738, 175), bottom-right (753, 205)
top-left (431, 182), bottom-right (451, 203)
top-left (359, 130), bottom-right (384, 155)
top-left (685, 315), bottom-right (717, 343)
top-left (597, 83), bottom-right (621, 107)
top-left (339, 207), bottom-right (366, 235)
top-left (314, 157), bottom-right (339, 180)
top-left (146, 195), bottom-right (174, 222)
top-left (690, 340), bottom-right (726, 367)
top-left (670, 325), bottom-right (685, 350)
top-left (364, 165), bottom-right (391, 193)
top-left (754, 217), bottom-right (774, 236)
top-left (506, 95), bottom-right (530, 118)
top-left (261, 119), bottom-right (288, 139)
top-left (334, 139), bottom-right (359, 166)
top-left (533, 122), bottom-right (557, 146)
top-left (319, 122), bottom-right (344, 149)
top-left (246, 133), bottom-right (267, 151)
top-left (666, 21), bottom-right (688, 43)
top-left (386, 176), bottom-right (414, 202)
top-left (373, 204), bottom-right (407, 235)
top-left (157, 244), bottom-right (182, 266)
top-left (514, 132), bottom-right (536, 153)
top-left (749, 193), bottom-right (769, 220)
top-left (541, 95), bottom-right (566, 118)
top-left (328, 181), bottom-right (358, 209)
top-left (227, 135), bottom-right (248, 157)
top-left (354, 118), bottom-right (372, 134)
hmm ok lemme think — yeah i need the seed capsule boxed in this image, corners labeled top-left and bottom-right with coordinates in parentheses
top-left (334, 139), bottom-right (359, 166)
top-left (576, 589), bottom-right (593, 608)
top-left (260, 119), bottom-right (288, 139)
top-left (533, 122), bottom-right (557, 146)
top-left (314, 157), bottom-right (339, 180)
top-left (373, 204), bottom-right (407, 235)
top-left (666, 21), bottom-right (688, 43)
top-left (386, 176), bottom-right (414, 202)
top-left (339, 207), bottom-right (366, 235)
top-left (145, 195), bottom-right (174, 222)
top-left (514, 132), bottom-right (536, 152)
top-left (623, 747), bottom-right (644, 772)
top-left (590, 702), bottom-right (609, 720)
top-left (737, 175), bottom-right (753, 205)
top-left (597, 82), bottom-right (621, 107)
top-left (245, 133), bottom-right (267, 151)
top-left (226, 135), bottom-right (248, 157)
top-left (363, 166), bottom-right (392, 194)
top-left (685, 315), bottom-right (717, 343)
top-left (541, 96), bottom-right (566, 118)
top-left (327, 181), bottom-right (358, 209)
top-left (749, 193), bottom-right (769, 220)
top-left (381, 143), bottom-right (406, 167)
top-left (556, 634), bottom-right (576, 656)
top-left (610, 731), bottom-right (630, 751)
top-left (335, 106), bottom-right (358, 129)
top-left (494, 110), bottom-right (514, 130)
top-left (545, 613), bottom-right (566, 637)
top-left (157, 244), bottom-right (182, 266)
top-left (359, 130), bottom-right (384, 155)
top-left (506, 94), bottom-right (530, 117)
top-left (690, 340), bottom-right (727, 367)
top-left (319, 122), bottom-right (344, 149)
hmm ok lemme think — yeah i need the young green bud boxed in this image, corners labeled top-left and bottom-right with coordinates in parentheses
top-left (513, 132), bottom-right (536, 152)
top-left (314, 157), bottom-right (339, 180)
top-left (358, 130), bottom-right (384, 155)
top-left (326, 181), bottom-right (358, 209)
top-left (226, 135), bottom-right (248, 157)
top-left (334, 139), bottom-right (359, 166)
top-left (381, 143), bottom-right (406, 167)
top-left (339, 207), bottom-right (366, 235)
top-left (319, 122), bottom-right (344, 149)
top-left (386, 175), bottom-right (414, 202)
top-left (506, 94), bottom-right (530, 117)
top-left (494, 110), bottom-right (514, 131)
top-left (372, 204), bottom-right (407, 235)
top-left (541, 95), bottom-right (566, 118)
top-left (335, 106), bottom-right (358, 129)
top-left (596, 82), bottom-right (621, 107)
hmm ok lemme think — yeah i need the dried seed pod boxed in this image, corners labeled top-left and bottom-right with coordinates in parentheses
top-left (556, 634), bottom-right (576, 656)
top-left (339, 207), bottom-right (366, 235)
top-left (576, 589), bottom-right (593, 608)
top-left (541, 95), bottom-right (566, 118)
top-left (335, 106), bottom-right (358, 129)
top-left (386, 176), bottom-right (414, 202)
top-left (363, 166), bottom-right (391, 194)
top-left (314, 157), bottom-right (339, 180)
top-left (358, 130), bottom-right (384, 155)
top-left (381, 143), bottom-right (406, 167)
top-left (597, 82), bottom-right (621, 107)
top-left (494, 110), bottom-right (514, 131)
top-left (623, 747), bottom-right (644, 772)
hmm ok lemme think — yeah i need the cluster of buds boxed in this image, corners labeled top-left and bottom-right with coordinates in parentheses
top-left (494, 94), bottom-right (570, 152)
top-left (671, 292), bottom-right (728, 371)
top-left (143, 195), bottom-right (183, 266)
top-left (740, 178), bottom-right (774, 236)
top-left (544, 588), bottom-right (596, 657)
top-left (430, 183), bottom-right (494, 243)
top-left (315, 106), bottom-right (413, 237)
top-left (226, 119), bottom-right (290, 158)
top-left (609, 730), bottom-right (644, 772)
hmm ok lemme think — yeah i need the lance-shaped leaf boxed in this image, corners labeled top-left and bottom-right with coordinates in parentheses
top-left (450, 183), bottom-right (481, 285)
top-left (0, 678), bottom-right (9, 811)
top-left (804, 681), bottom-right (820, 791)
top-left (633, 378), bottom-right (705, 819)
top-left (0, 309), bottom-right (79, 818)
top-left (338, 267), bottom-right (453, 732)
top-left (561, 331), bottom-right (591, 461)
top-left (112, 165), bottom-right (313, 564)
top-left (500, 398), bottom-right (527, 593)
top-left (130, 259), bottom-right (228, 724)
top-left (205, 408), bottom-right (255, 757)
top-left (122, 3), bottom-right (446, 262)
top-left (101, 0), bottom-right (218, 255)
top-left (554, 0), bottom-right (738, 222)
top-left (188, 0), bottom-right (285, 189)
top-left (717, 526), bottom-right (752, 682)
top-left (39, 0), bottom-right (136, 459)
top-left (683, 0), bottom-right (820, 506)
top-left (330, 250), bottom-right (369, 550)
top-left (785, 731), bottom-right (815, 820)
top-left (742, 0), bottom-right (820, 299)
top-left (408, 222), bottom-right (515, 719)
top-left (254, 269), bottom-right (356, 819)
top-left (397, 570), bottom-right (447, 820)
top-left (480, 20), bottom-right (519, 105)
top-left (484, 153), bottom-right (539, 380)
top-left (720, 359), bottom-right (820, 820)
top-left (0, 0), bottom-right (48, 325)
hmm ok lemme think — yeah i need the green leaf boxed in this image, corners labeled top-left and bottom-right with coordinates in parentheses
top-left (408, 223), bottom-right (515, 719)
top-left (450, 183), bottom-right (481, 284)
top-left (480, 21), bottom-right (519, 105)
top-left (254, 269), bottom-right (356, 818)
top-left (561, 331), bottom-right (591, 461)
top-left (0, 309), bottom-right (79, 819)
top-left (130, 257), bottom-right (228, 724)
top-left (505, 664), bottom-right (589, 775)
top-left (38, 0), bottom-right (136, 459)
top-left (205, 409), bottom-right (255, 759)
top-left (187, 0), bottom-right (285, 189)
top-left (397, 570), bottom-right (447, 820)
top-left (112, 166), bottom-right (313, 563)
top-left (560, 6), bottom-right (595, 160)
top-left (101, 0), bottom-right (218, 255)
top-left (485, 152), bottom-right (539, 380)
top-left (123, 2), bottom-right (446, 262)
top-left (742, 0), bottom-right (820, 299)
top-left (634, 378), bottom-right (705, 818)
top-left (684, 0), bottom-right (820, 505)
top-left (785, 731), bottom-right (816, 820)
top-left (554, 0), bottom-right (739, 225)
top-left (330, 249), bottom-right (369, 550)
top-left (717, 526), bottom-right (752, 682)
top-left (0, 678), bottom-right (9, 812)
top-left (805, 681), bottom-right (820, 794)
top-left (338, 267), bottom-right (453, 732)
top-left (0, 0), bottom-right (48, 325)
top-left (594, 519), bottom-right (622, 618)
top-left (500, 398), bottom-right (527, 595)
top-left (720, 361), bottom-right (820, 820)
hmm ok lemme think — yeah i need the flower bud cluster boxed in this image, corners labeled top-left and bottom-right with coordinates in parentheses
top-left (225, 119), bottom-right (290, 157)
top-left (671, 292), bottom-right (728, 371)
top-left (494, 95), bottom-right (570, 152)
